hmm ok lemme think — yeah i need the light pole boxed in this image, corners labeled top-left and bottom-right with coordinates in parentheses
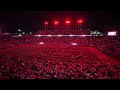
top-left (54, 21), bottom-right (59, 31)
top-left (44, 21), bottom-right (48, 30)
top-left (65, 20), bottom-right (70, 31)
top-left (77, 19), bottom-right (83, 31)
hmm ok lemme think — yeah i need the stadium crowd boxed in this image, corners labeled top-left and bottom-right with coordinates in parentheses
top-left (0, 53), bottom-right (120, 79)
top-left (0, 35), bottom-right (120, 79)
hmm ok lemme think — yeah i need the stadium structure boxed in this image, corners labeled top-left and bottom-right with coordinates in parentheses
top-left (0, 20), bottom-right (120, 79)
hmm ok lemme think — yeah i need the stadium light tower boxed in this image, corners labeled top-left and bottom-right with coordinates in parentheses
top-left (65, 20), bottom-right (71, 31)
top-left (77, 19), bottom-right (83, 31)
top-left (44, 21), bottom-right (48, 30)
top-left (54, 21), bottom-right (59, 31)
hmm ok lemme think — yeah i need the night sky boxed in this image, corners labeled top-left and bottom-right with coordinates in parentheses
top-left (0, 11), bottom-right (120, 33)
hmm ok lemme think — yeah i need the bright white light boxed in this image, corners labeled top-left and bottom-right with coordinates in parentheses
top-left (81, 35), bottom-right (87, 36)
top-left (34, 35), bottom-right (42, 37)
top-left (18, 34), bottom-right (22, 37)
top-left (47, 35), bottom-right (52, 37)
top-left (18, 29), bottom-right (21, 32)
top-left (108, 32), bottom-right (117, 36)
top-left (71, 43), bottom-right (78, 46)
top-left (34, 34), bottom-right (92, 37)
top-left (38, 35), bottom-right (42, 37)
top-left (57, 35), bottom-right (63, 37)
top-left (69, 35), bottom-right (74, 37)
top-left (39, 42), bottom-right (44, 45)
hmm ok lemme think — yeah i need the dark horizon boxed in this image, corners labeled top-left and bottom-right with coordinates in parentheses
top-left (0, 11), bottom-right (120, 33)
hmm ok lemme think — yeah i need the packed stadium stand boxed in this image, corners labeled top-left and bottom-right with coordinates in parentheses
top-left (0, 29), bottom-right (120, 79)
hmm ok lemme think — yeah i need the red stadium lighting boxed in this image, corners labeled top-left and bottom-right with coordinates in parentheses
top-left (66, 20), bottom-right (70, 24)
top-left (65, 20), bottom-right (71, 30)
top-left (77, 19), bottom-right (83, 31)
top-left (45, 21), bottom-right (48, 25)
top-left (44, 21), bottom-right (48, 30)
top-left (78, 19), bottom-right (83, 23)
top-left (54, 21), bottom-right (59, 30)
top-left (54, 21), bottom-right (59, 25)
